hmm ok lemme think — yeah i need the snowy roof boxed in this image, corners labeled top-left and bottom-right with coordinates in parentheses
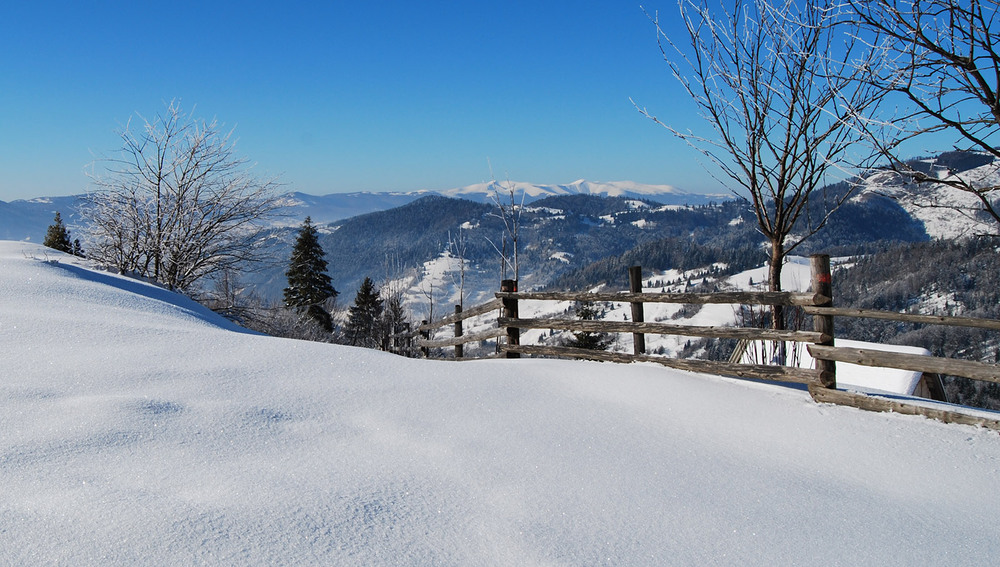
top-left (808, 339), bottom-right (929, 396)
top-left (740, 339), bottom-right (929, 396)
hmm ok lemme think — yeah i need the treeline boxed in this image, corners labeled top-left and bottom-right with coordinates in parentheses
top-left (545, 190), bottom-right (929, 292)
top-left (796, 190), bottom-right (929, 254)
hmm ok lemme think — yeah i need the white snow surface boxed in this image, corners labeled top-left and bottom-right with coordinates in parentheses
top-left (2, 241), bottom-right (1000, 565)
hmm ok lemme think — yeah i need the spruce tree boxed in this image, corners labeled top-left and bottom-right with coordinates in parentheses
top-left (345, 277), bottom-right (384, 348)
top-left (284, 217), bottom-right (338, 332)
top-left (566, 301), bottom-right (611, 351)
top-left (43, 212), bottom-right (73, 253)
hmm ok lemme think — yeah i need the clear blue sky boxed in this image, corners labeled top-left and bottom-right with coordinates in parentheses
top-left (1, 1), bottom-right (722, 201)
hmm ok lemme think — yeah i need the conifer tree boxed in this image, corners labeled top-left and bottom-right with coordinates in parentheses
top-left (43, 212), bottom-right (73, 253)
top-left (284, 217), bottom-right (338, 333)
top-left (345, 277), bottom-right (384, 348)
top-left (566, 301), bottom-right (611, 351)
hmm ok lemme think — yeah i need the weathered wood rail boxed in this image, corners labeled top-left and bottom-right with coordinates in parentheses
top-left (498, 317), bottom-right (829, 344)
top-left (403, 254), bottom-right (1000, 431)
top-left (807, 344), bottom-right (1000, 384)
top-left (495, 290), bottom-right (826, 306)
top-left (400, 298), bottom-right (505, 358)
top-left (802, 306), bottom-right (1000, 331)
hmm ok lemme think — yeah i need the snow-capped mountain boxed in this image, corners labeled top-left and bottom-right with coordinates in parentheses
top-left (436, 179), bottom-right (729, 206)
top-left (270, 180), bottom-right (728, 226)
top-left (0, 180), bottom-right (725, 242)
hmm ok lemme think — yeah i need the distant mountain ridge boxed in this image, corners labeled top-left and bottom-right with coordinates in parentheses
top-left (0, 195), bottom-right (85, 242)
top-left (2, 154), bottom-right (995, 311)
top-left (434, 179), bottom-right (729, 206)
top-left (274, 180), bottom-right (728, 226)
top-left (1, 180), bottom-right (727, 241)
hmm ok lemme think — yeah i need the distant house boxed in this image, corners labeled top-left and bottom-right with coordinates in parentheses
top-left (734, 339), bottom-right (948, 402)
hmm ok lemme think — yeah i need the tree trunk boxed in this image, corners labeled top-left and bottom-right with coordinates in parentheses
top-left (768, 238), bottom-right (785, 330)
top-left (769, 238), bottom-right (786, 364)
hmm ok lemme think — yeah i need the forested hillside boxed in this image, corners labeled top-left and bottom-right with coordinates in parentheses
top-left (833, 238), bottom-right (1000, 409)
top-left (549, 190), bottom-right (929, 292)
top-left (304, 195), bottom-right (753, 302)
top-left (243, 181), bottom-right (936, 313)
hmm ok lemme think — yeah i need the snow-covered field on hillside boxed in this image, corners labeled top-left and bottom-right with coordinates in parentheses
top-left (1, 241), bottom-right (999, 565)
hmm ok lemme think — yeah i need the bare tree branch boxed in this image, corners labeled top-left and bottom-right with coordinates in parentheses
top-left (83, 100), bottom-right (282, 292)
top-left (485, 169), bottom-right (524, 283)
top-left (847, 0), bottom-right (1000, 231)
top-left (635, 0), bottom-right (882, 330)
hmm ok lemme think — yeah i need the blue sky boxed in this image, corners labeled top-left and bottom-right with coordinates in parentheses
top-left (0, 1), bottom-right (726, 201)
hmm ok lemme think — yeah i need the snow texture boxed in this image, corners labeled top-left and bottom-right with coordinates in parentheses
top-left (2, 241), bottom-right (1000, 565)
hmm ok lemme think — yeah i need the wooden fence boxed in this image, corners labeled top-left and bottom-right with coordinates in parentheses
top-left (404, 297), bottom-right (505, 359)
top-left (403, 254), bottom-right (1000, 431)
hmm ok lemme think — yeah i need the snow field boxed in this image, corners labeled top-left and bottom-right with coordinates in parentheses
top-left (2, 242), bottom-right (999, 565)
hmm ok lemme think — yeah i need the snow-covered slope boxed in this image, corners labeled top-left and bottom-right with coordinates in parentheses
top-left (2, 241), bottom-right (999, 565)
top-left (857, 157), bottom-right (1000, 239)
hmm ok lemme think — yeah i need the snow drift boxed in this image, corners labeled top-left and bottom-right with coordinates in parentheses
top-left (1, 241), bottom-right (999, 565)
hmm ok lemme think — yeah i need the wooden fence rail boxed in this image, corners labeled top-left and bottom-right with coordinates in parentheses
top-left (400, 298), bottom-right (504, 358)
top-left (401, 298), bottom-right (503, 338)
top-left (505, 344), bottom-right (821, 384)
top-left (802, 306), bottom-right (1000, 331)
top-left (417, 328), bottom-right (505, 350)
top-left (497, 317), bottom-right (829, 343)
top-left (490, 262), bottom-right (832, 385)
top-left (399, 254), bottom-right (1000, 431)
top-left (496, 290), bottom-right (827, 306)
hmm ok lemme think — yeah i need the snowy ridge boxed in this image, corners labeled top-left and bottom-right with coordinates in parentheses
top-left (857, 159), bottom-right (1000, 239)
top-left (4, 240), bottom-right (999, 564)
top-left (436, 179), bottom-right (728, 205)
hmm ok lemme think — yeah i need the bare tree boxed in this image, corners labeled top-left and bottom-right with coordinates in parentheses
top-left (380, 252), bottom-right (413, 354)
top-left (485, 172), bottom-right (524, 284)
top-left (418, 277), bottom-right (440, 324)
top-left (634, 0), bottom-right (881, 330)
top-left (84, 100), bottom-right (281, 292)
top-left (447, 227), bottom-right (469, 308)
top-left (848, 0), bottom-right (1000, 232)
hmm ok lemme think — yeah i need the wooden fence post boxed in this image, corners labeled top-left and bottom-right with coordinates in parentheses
top-left (629, 265), bottom-right (646, 355)
top-left (454, 304), bottom-right (464, 359)
top-left (501, 279), bottom-right (520, 358)
top-left (810, 254), bottom-right (836, 388)
top-left (420, 320), bottom-right (430, 358)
